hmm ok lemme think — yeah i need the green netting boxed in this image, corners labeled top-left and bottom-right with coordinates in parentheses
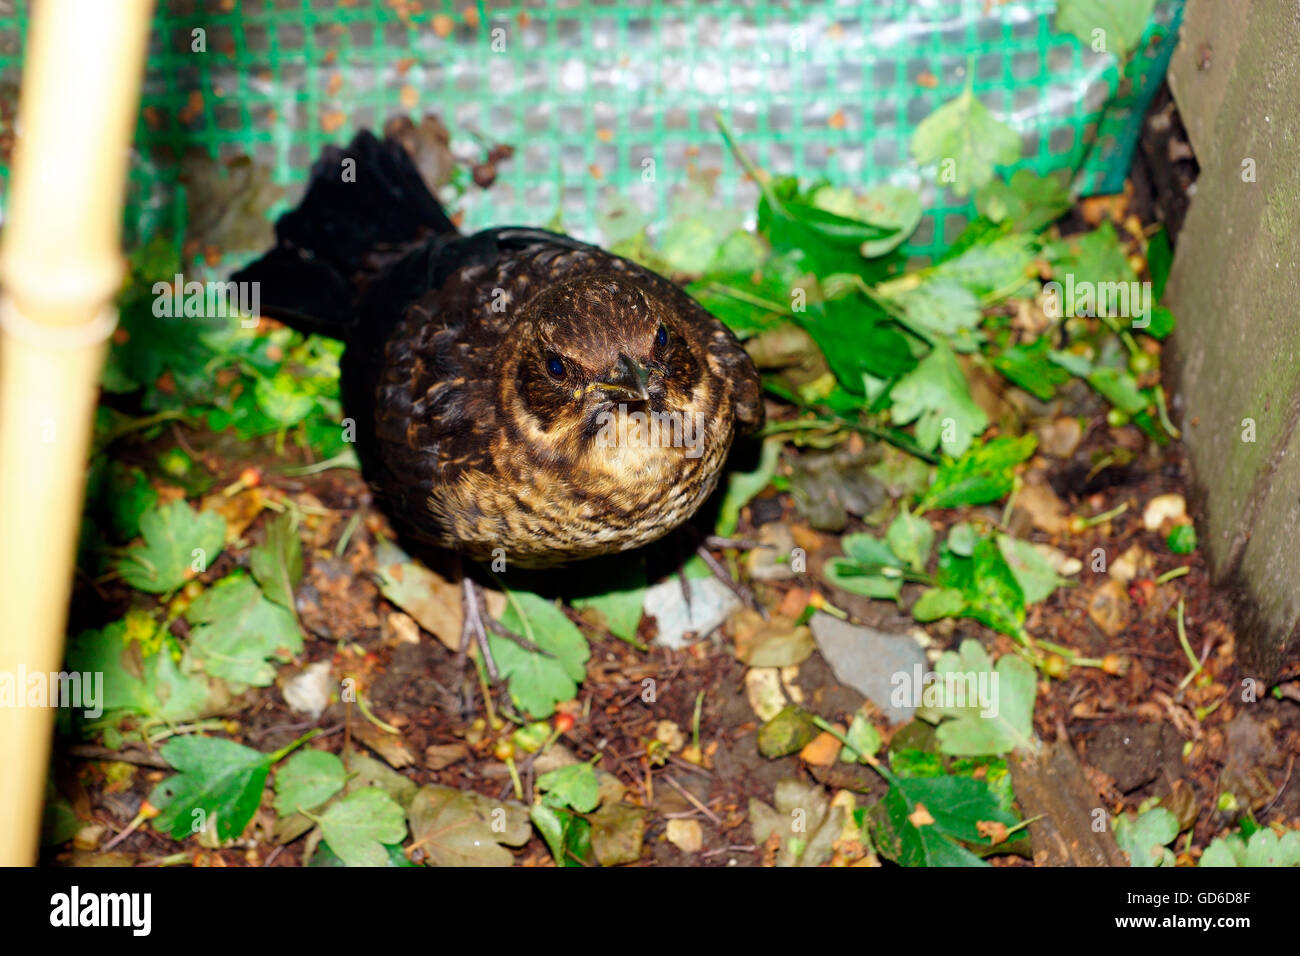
top-left (0, 0), bottom-right (1181, 264)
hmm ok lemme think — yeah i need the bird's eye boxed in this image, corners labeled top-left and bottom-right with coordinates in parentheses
top-left (545, 354), bottom-right (566, 379)
top-left (654, 324), bottom-right (669, 349)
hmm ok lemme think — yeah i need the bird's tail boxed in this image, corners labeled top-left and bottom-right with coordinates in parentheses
top-left (231, 129), bottom-right (457, 338)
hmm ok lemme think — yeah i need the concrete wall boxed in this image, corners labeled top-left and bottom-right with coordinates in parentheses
top-left (1165, 0), bottom-right (1300, 678)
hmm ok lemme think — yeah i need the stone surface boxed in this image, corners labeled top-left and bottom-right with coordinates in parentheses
top-left (1165, 0), bottom-right (1300, 676)
top-left (808, 612), bottom-right (927, 723)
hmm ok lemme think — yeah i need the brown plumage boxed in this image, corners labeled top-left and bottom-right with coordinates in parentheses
top-left (235, 131), bottom-right (762, 571)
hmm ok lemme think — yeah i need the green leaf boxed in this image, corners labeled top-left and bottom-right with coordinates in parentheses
top-left (1114, 806), bottom-right (1178, 867)
top-left (928, 232), bottom-right (1039, 299)
top-left (1055, 0), bottom-right (1158, 59)
top-left (993, 337), bottom-right (1072, 401)
top-left (715, 438), bottom-right (781, 537)
top-left (1088, 367), bottom-right (1149, 414)
top-left (796, 298), bottom-right (917, 391)
top-left (822, 558), bottom-right (904, 601)
top-left (975, 169), bottom-right (1072, 233)
top-left (869, 772), bottom-right (1019, 866)
top-left (917, 435), bottom-right (1037, 513)
top-left (116, 500), bottom-right (226, 594)
top-left (996, 534), bottom-right (1066, 604)
top-left (1042, 220), bottom-right (1136, 287)
top-left (254, 369), bottom-right (318, 426)
top-left (890, 342), bottom-right (988, 457)
top-left (571, 563), bottom-right (647, 643)
top-left (911, 87), bottom-right (1022, 197)
top-left (273, 750), bottom-right (346, 817)
top-left (911, 587), bottom-right (966, 621)
top-left (94, 462), bottom-right (157, 542)
top-left (537, 762), bottom-right (601, 814)
top-left (886, 509), bottom-right (934, 573)
top-left (920, 639), bottom-right (1037, 755)
top-left (249, 512), bottom-right (303, 618)
top-left (841, 713), bottom-right (883, 763)
top-left (490, 590), bottom-right (591, 718)
top-left (185, 572), bottom-right (303, 687)
top-left (808, 183), bottom-right (921, 257)
top-left (962, 538), bottom-right (1029, 638)
top-left (888, 280), bottom-right (984, 345)
top-left (1167, 524), bottom-right (1197, 555)
top-left (946, 522), bottom-right (978, 557)
top-left (316, 788), bottom-right (407, 867)
top-left (1144, 305), bottom-right (1175, 340)
top-left (150, 736), bottom-right (276, 841)
top-left (65, 615), bottom-right (212, 726)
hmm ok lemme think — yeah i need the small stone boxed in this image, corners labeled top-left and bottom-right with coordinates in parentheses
top-left (1143, 493), bottom-right (1187, 531)
top-left (424, 743), bottom-right (469, 770)
top-left (809, 613), bottom-right (927, 723)
top-left (745, 667), bottom-right (787, 721)
top-left (666, 819), bottom-right (704, 854)
top-left (1036, 417), bottom-right (1084, 458)
top-left (1087, 579), bottom-right (1131, 637)
top-left (281, 659), bottom-right (333, 719)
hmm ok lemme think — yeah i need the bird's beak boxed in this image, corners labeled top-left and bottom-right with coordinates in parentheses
top-left (592, 354), bottom-right (650, 403)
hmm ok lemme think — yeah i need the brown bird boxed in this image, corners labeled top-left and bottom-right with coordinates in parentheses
top-left (234, 131), bottom-right (762, 674)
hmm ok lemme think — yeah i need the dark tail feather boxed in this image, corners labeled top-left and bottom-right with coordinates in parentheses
top-left (232, 129), bottom-right (457, 337)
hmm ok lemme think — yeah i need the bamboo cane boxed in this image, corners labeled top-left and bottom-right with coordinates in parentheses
top-left (0, 0), bottom-right (155, 865)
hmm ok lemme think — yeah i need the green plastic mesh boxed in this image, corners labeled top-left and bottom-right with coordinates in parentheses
top-left (0, 0), bottom-right (1182, 263)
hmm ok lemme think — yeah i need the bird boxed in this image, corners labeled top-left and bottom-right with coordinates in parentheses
top-left (233, 130), bottom-right (763, 679)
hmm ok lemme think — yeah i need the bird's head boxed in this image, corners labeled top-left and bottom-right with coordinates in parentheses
top-left (501, 273), bottom-right (714, 467)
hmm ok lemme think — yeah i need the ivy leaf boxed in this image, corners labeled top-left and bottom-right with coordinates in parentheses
top-left (911, 86), bottom-right (1022, 197)
top-left (490, 590), bottom-right (590, 718)
top-left (1055, 0), bottom-right (1158, 60)
top-left (184, 572), bottom-right (303, 687)
top-left (916, 435), bottom-right (1037, 513)
top-left (249, 512), bottom-right (303, 619)
top-left (116, 499), bottom-right (226, 594)
top-left (273, 750), bottom-right (346, 817)
top-left (316, 788), bottom-right (407, 867)
top-left (890, 342), bottom-right (988, 457)
top-left (150, 736), bottom-right (277, 841)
